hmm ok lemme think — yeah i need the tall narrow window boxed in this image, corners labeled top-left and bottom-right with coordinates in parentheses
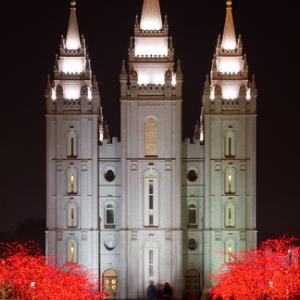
top-left (67, 240), bottom-right (77, 263)
top-left (144, 243), bottom-right (158, 290)
top-left (225, 204), bottom-right (236, 228)
top-left (225, 169), bottom-right (236, 194)
top-left (145, 117), bottom-right (158, 157)
top-left (149, 250), bottom-right (154, 277)
top-left (105, 204), bottom-right (115, 227)
top-left (67, 204), bottom-right (78, 228)
top-left (225, 239), bottom-right (235, 263)
top-left (144, 171), bottom-right (159, 227)
top-left (225, 131), bottom-right (236, 158)
top-left (188, 204), bottom-right (197, 228)
top-left (67, 130), bottom-right (78, 158)
top-left (67, 167), bottom-right (78, 194)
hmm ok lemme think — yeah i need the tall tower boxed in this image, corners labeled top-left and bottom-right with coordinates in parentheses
top-left (119, 0), bottom-right (183, 298)
top-left (202, 0), bottom-right (257, 294)
top-left (45, 1), bottom-right (101, 276)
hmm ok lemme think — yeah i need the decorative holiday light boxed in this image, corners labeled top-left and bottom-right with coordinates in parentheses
top-left (0, 241), bottom-right (107, 300)
top-left (211, 236), bottom-right (300, 299)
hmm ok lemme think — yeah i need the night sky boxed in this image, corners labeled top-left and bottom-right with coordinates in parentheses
top-left (0, 0), bottom-right (298, 244)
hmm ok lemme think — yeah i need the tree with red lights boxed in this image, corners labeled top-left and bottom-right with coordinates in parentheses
top-left (211, 236), bottom-right (300, 299)
top-left (0, 241), bottom-right (107, 299)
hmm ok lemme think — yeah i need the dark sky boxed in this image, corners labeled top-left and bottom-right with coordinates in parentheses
top-left (0, 0), bottom-right (298, 243)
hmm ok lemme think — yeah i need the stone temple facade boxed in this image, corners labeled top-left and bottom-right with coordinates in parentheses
top-left (45, 0), bottom-right (257, 298)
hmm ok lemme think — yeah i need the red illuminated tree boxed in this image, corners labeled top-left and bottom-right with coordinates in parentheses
top-left (211, 236), bottom-right (300, 300)
top-left (0, 241), bottom-right (107, 300)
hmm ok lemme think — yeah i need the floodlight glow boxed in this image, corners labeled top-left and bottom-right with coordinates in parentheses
top-left (246, 88), bottom-right (251, 100)
top-left (172, 74), bottom-right (177, 86)
top-left (61, 57), bottom-right (85, 74)
top-left (63, 84), bottom-right (81, 99)
top-left (200, 130), bottom-right (204, 143)
top-left (66, 39), bottom-right (81, 50)
top-left (135, 37), bottom-right (168, 57)
top-left (222, 85), bottom-right (240, 100)
top-left (88, 87), bottom-right (92, 100)
top-left (210, 88), bottom-right (215, 100)
top-left (222, 40), bottom-right (237, 51)
top-left (137, 69), bottom-right (167, 85)
top-left (217, 57), bottom-right (242, 74)
top-left (140, 18), bottom-right (163, 31)
top-left (51, 88), bottom-right (56, 100)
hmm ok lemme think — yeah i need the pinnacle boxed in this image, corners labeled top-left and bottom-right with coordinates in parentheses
top-left (66, 0), bottom-right (81, 50)
top-left (140, 0), bottom-right (163, 31)
top-left (221, 0), bottom-right (237, 50)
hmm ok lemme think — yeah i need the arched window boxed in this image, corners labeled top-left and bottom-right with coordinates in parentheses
top-left (67, 204), bottom-right (78, 228)
top-left (103, 269), bottom-right (118, 297)
top-left (144, 242), bottom-right (159, 289)
top-left (67, 239), bottom-right (77, 263)
top-left (225, 203), bottom-right (236, 228)
top-left (225, 239), bottom-right (236, 263)
top-left (225, 169), bottom-right (236, 194)
top-left (144, 170), bottom-right (159, 227)
top-left (67, 130), bottom-right (78, 158)
top-left (185, 269), bottom-right (200, 297)
top-left (225, 131), bottom-right (236, 158)
top-left (188, 204), bottom-right (197, 228)
top-left (105, 204), bottom-right (115, 228)
top-left (67, 167), bottom-right (78, 194)
top-left (145, 117), bottom-right (158, 157)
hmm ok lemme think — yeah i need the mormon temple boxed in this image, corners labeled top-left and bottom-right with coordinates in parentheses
top-left (45, 0), bottom-right (257, 298)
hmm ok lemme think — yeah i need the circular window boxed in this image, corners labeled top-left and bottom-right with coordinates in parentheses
top-left (105, 170), bottom-right (116, 182)
top-left (187, 170), bottom-right (198, 182)
top-left (104, 234), bottom-right (117, 250)
top-left (188, 238), bottom-right (198, 251)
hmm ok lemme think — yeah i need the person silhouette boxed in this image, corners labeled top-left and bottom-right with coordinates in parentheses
top-left (147, 281), bottom-right (158, 300)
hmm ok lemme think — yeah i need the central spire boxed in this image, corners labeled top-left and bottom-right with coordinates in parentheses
top-left (66, 1), bottom-right (81, 50)
top-left (221, 0), bottom-right (237, 50)
top-left (140, 0), bottom-right (163, 31)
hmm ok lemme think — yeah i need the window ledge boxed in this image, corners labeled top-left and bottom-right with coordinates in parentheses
top-left (187, 225), bottom-right (198, 229)
top-left (104, 225), bottom-right (116, 229)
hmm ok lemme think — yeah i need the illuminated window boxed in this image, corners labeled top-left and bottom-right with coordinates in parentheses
top-left (225, 204), bottom-right (236, 228)
top-left (67, 240), bottom-right (77, 263)
top-left (225, 169), bottom-right (236, 194)
top-left (67, 204), bottom-right (78, 228)
top-left (67, 167), bottom-right (78, 194)
top-left (67, 130), bottom-right (78, 158)
top-left (144, 171), bottom-right (159, 227)
top-left (105, 204), bottom-right (115, 227)
top-left (225, 239), bottom-right (235, 263)
top-left (225, 131), bottom-right (236, 158)
top-left (145, 118), bottom-right (158, 157)
top-left (103, 269), bottom-right (118, 298)
top-left (188, 204), bottom-right (197, 228)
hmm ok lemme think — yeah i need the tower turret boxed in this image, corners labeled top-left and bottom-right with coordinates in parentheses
top-left (201, 1), bottom-right (257, 296)
top-left (118, 0), bottom-right (183, 298)
top-left (45, 1), bottom-right (103, 278)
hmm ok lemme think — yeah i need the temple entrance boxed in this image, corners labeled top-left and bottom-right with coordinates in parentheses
top-left (185, 269), bottom-right (201, 299)
top-left (103, 269), bottom-right (118, 298)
